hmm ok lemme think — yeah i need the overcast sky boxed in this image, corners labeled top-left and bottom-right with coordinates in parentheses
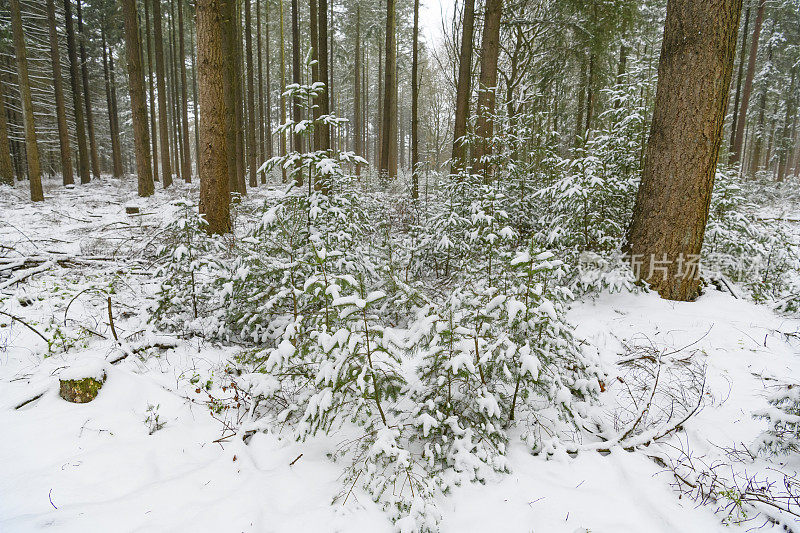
top-left (419, 0), bottom-right (452, 47)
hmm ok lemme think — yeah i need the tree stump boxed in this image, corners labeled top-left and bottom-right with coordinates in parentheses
top-left (59, 374), bottom-right (106, 403)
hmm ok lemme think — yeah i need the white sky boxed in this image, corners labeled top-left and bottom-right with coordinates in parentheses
top-left (419, 0), bottom-right (452, 47)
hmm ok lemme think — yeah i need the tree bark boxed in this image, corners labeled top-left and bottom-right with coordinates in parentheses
top-left (354, 5), bottom-right (363, 176)
top-left (379, 0), bottom-right (397, 180)
top-left (64, 0), bottom-right (90, 184)
top-left (263, 0), bottom-right (273, 163)
top-left (729, 0), bottom-right (750, 153)
top-left (145, 0), bottom-right (159, 182)
top-left (197, 0), bottom-right (231, 234)
top-left (178, 0), bottom-right (192, 182)
top-left (152, 0), bottom-right (173, 186)
top-left (46, 0), bottom-right (74, 185)
top-left (627, 0), bottom-right (742, 301)
top-left (310, 0), bottom-right (320, 152)
top-left (0, 76), bottom-right (14, 186)
top-left (121, 0), bottom-right (155, 197)
top-left (317, 0), bottom-right (330, 151)
top-left (410, 0), bottom-right (419, 196)
top-left (10, 0), bottom-right (44, 201)
top-left (472, 0), bottom-right (502, 179)
top-left (730, 0), bottom-right (764, 165)
top-left (291, 0), bottom-right (303, 185)
top-left (279, 0), bottom-right (287, 182)
top-left (101, 28), bottom-right (123, 178)
top-left (76, 0), bottom-right (100, 178)
top-left (245, 0), bottom-right (258, 187)
top-left (451, 0), bottom-right (475, 174)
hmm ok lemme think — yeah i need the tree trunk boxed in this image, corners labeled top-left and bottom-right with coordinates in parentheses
top-left (354, 5), bottom-right (363, 176)
top-left (197, 0), bottom-right (231, 234)
top-left (451, 0), bottom-right (475, 173)
top-left (310, 0), bottom-right (320, 152)
top-left (317, 0), bottom-right (330, 152)
top-left (46, 0), bottom-right (74, 185)
top-left (121, 0), bottom-right (155, 197)
top-left (190, 9), bottom-right (199, 169)
top-left (729, 0), bottom-right (750, 153)
top-left (279, 0), bottom-right (287, 182)
top-left (245, 0), bottom-right (257, 187)
top-left (291, 0), bottom-right (303, 185)
top-left (264, 0), bottom-right (273, 163)
top-left (730, 0), bottom-right (764, 165)
top-left (472, 0), bottom-right (502, 179)
top-left (0, 76), bottom-right (14, 186)
top-left (101, 29), bottom-right (123, 178)
top-left (749, 33), bottom-right (772, 177)
top-left (221, 0), bottom-right (238, 193)
top-left (256, 0), bottom-right (265, 180)
top-left (145, 0), bottom-right (159, 182)
top-left (178, 0), bottom-right (192, 182)
top-left (627, 0), bottom-right (742, 301)
top-left (64, 0), bottom-right (90, 184)
top-left (235, 1), bottom-right (246, 194)
top-left (76, 0), bottom-right (100, 178)
top-left (10, 0), bottom-right (44, 200)
top-left (379, 0), bottom-right (397, 180)
top-left (152, 0), bottom-right (173, 186)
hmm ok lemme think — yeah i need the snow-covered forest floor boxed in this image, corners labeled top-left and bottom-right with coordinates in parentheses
top-left (1, 177), bottom-right (800, 533)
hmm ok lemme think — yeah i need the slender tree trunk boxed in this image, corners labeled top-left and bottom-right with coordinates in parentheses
top-left (64, 0), bottom-right (90, 184)
top-left (245, 0), bottom-right (258, 187)
top-left (472, 0), bottom-right (502, 179)
top-left (256, 0), bottom-right (265, 179)
top-left (0, 76), bottom-right (14, 186)
top-left (191, 10), bottom-right (199, 168)
top-left (152, 0), bottom-right (173, 186)
top-left (627, 0), bottom-right (742, 301)
top-left (310, 0), bottom-right (320, 151)
top-left (169, 0), bottom-right (182, 178)
top-left (145, 0), bottom-right (159, 181)
top-left (221, 0), bottom-right (238, 193)
top-left (46, 0), bottom-right (74, 185)
top-left (101, 29), bottom-right (123, 178)
top-left (410, 0), bottom-right (419, 196)
top-left (354, 5), bottom-right (362, 176)
top-left (197, 0), bottom-right (231, 233)
top-left (279, 0), bottom-right (287, 182)
top-left (585, 52), bottom-right (596, 134)
top-left (731, 0), bottom-right (764, 165)
top-left (379, 0), bottom-right (397, 180)
top-left (376, 37), bottom-right (382, 168)
top-left (749, 33), bottom-right (772, 177)
top-left (264, 0), bottom-right (273, 163)
top-left (729, 0), bottom-right (750, 152)
top-left (451, 0), bottom-right (475, 173)
top-left (291, 0), bottom-right (303, 185)
top-left (236, 2), bottom-right (246, 194)
top-left (776, 71), bottom-right (796, 181)
top-left (317, 0), bottom-right (330, 151)
top-left (76, 0), bottom-right (100, 178)
top-left (178, 0), bottom-right (192, 182)
top-left (10, 0), bottom-right (44, 201)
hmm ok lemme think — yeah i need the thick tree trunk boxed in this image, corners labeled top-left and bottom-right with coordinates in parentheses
top-left (121, 0), bottom-right (155, 197)
top-left (729, 0), bottom-right (750, 153)
top-left (221, 0), bottom-right (238, 193)
top-left (145, 0), bottom-right (159, 182)
top-left (178, 0), bottom-right (192, 182)
top-left (64, 0), bottom-right (90, 184)
top-left (46, 0), bottom-right (74, 185)
top-left (235, 1), bottom-right (246, 194)
top-left (627, 0), bottom-right (742, 301)
top-left (190, 12), bottom-right (199, 167)
top-left (10, 0), bottom-right (44, 201)
top-left (197, 0), bottom-right (231, 234)
top-left (245, 0), bottom-right (258, 187)
top-left (101, 29), bottom-right (123, 178)
top-left (730, 0), bottom-right (764, 165)
top-left (451, 0), bottom-right (475, 174)
top-left (472, 0), bottom-right (502, 179)
top-left (379, 0), bottom-right (397, 180)
top-left (76, 0), bottom-right (100, 178)
top-left (0, 76), bottom-right (14, 186)
top-left (152, 0), bottom-right (173, 186)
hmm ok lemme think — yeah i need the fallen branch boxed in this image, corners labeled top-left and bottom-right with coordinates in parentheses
top-left (0, 310), bottom-right (50, 348)
top-left (0, 260), bottom-right (54, 290)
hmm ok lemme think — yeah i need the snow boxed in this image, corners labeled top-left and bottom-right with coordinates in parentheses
top-left (1, 178), bottom-right (799, 532)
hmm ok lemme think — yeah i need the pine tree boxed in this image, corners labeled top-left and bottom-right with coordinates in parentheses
top-left (46, 0), bottom-right (74, 186)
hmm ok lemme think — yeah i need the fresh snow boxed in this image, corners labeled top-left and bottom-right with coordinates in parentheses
top-left (1, 178), bottom-right (799, 532)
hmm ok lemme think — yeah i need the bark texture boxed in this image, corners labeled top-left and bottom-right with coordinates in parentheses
top-left (197, 0), bottom-right (231, 234)
top-left (379, 0), bottom-right (398, 180)
top-left (10, 0), bottom-right (44, 202)
top-left (627, 0), bottom-right (742, 301)
top-left (0, 76), bottom-right (14, 186)
top-left (121, 0), bottom-right (155, 197)
top-left (451, 0), bottom-right (475, 173)
top-left (46, 0), bottom-right (74, 185)
top-left (472, 0), bottom-right (503, 179)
